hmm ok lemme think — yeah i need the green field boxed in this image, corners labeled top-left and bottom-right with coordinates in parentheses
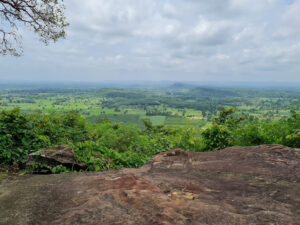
top-left (0, 84), bottom-right (299, 129)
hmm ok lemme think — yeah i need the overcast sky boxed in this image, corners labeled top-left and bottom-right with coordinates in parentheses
top-left (1, 0), bottom-right (300, 82)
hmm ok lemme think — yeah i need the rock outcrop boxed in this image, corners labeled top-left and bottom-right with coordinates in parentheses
top-left (25, 145), bottom-right (85, 172)
top-left (1, 145), bottom-right (300, 225)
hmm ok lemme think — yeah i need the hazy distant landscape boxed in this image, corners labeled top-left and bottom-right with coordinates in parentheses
top-left (1, 82), bottom-right (299, 129)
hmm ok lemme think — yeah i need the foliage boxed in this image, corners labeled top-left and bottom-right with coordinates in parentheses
top-left (0, 0), bottom-right (68, 56)
top-left (0, 106), bottom-right (299, 173)
top-left (202, 124), bottom-right (232, 151)
top-left (0, 108), bottom-right (90, 164)
top-left (0, 173), bottom-right (8, 179)
top-left (231, 121), bottom-right (265, 146)
top-left (213, 106), bottom-right (247, 128)
top-left (0, 108), bottom-right (47, 164)
top-left (213, 106), bottom-right (237, 125)
top-left (281, 110), bottom-right (300, 148)
top-left (229, 109), bottom-right (300, 147)
top-left (1, 86), bottom-right (299, 130)
top-left (74, 141), bottom-right (149, 171)
top-left (51, 165), bottom-right (69, 174)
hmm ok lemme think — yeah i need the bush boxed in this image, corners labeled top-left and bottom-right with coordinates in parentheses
top-left (201, 124), bottom-right (232, 151)
top-left (0, 108), bottom-right (90, 164)
top-left (171, 127), bottom-right (205, 152)
top-left (281, 110), bottom-right (300, 148)
top-left (73, 141), bottom-right (149, 171)
top-left (0, 108), bottom-right (49, 164)
top-left (231, 122), bottom-right (265, 146)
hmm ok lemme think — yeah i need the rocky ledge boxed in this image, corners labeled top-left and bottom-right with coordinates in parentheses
top-left (0, 145), bottom-right (300, 225)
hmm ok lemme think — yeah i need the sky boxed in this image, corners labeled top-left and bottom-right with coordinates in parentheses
top-left (0, 0), bottom-right (300, 82)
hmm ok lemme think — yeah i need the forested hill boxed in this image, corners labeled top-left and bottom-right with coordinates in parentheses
top-left (168, 82), bottom-right (196, 90)
top-left (187, 87), bottom-right (239, 97)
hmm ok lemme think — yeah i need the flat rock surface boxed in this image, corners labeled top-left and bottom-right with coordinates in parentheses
top-left (1, 145), bottom-right (300, 225)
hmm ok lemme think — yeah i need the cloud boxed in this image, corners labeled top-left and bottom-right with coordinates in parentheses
top-left (0, 0), bottom-right (300, 82)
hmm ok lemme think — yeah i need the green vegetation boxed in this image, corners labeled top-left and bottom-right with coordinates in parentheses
top-left (0, 173), bottom-right (8, 179)
top-left (0, 85), bottom-right (299, 173)
top-left (0, 106), bottom-right (299, 173)
top-left (0, 86), bottom-right (299, 129)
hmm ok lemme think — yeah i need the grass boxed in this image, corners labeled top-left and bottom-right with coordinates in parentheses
top-left (0, 173), bottom-right (8, 179)
top-left (150, 116), bottom-right (166, 125)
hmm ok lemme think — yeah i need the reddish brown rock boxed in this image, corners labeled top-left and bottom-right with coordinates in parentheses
top-left (25, 145), bottom-right (85, 172)
top-left (1, 145), bottom-right (300, 225)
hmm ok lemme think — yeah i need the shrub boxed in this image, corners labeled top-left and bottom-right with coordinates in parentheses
top-left (0, 108), bottom-right (49, 164)
top-left (281, 110), bottom-right (300, 148)
top-left (0, 108), bottom-right (90, 165)
top-left (201, 124), bottom-right (232, 151)
top-left (171, 127), bottom-right (205, 152)
top-left (231, 122), bottom-right (265, 146)
top-left (73, 141), bottom-right (149, 171)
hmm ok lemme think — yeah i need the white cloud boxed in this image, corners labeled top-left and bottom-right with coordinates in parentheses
top-left (0, 0), bottom-right (300, 82)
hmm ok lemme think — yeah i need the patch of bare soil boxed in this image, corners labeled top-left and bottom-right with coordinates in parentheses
top-left (1, 145), bottom-right (299, 225)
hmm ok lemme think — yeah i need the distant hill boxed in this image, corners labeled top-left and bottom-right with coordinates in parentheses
top-left (187, 87), bottom-right (239, 98)
top-left (168, 82), bottom-right (196, 90)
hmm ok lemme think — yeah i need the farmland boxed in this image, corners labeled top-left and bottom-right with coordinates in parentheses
top-left (0, 83), bottom-right (299, 129)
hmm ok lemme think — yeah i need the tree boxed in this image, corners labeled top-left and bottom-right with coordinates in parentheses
top-left (213, 106), bottom-right (237, 125)
top-left (0, 0), bottom-right (68, 56)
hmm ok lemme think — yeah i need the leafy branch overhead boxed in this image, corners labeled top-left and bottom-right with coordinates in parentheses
top-left (0, 0), bottom-right (68, 56)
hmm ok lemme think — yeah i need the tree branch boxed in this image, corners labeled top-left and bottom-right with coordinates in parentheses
top-left (0, 0), bottom-right (68, 56)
